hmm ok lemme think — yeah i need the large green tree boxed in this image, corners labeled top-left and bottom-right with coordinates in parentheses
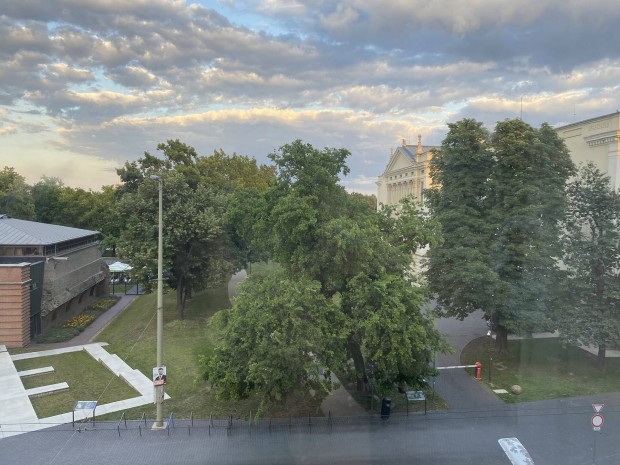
top-left (427, 119), bottom-right (574, 351)
top-left (555, 162), bottom-right (620, 368)
top-left (206, 140), bottom-right (444, 402)
top-left (116, 140), bottom-right (275, 318)
top-left (117, 170), bottom-right (231, 319)
top-left (205, 269), bottom-right (346, 410)
top-left (32, 176), bottom-right (65, 224)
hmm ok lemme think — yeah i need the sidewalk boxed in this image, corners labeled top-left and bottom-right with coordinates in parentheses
top-left (320, 373), bottom-right (367, 417)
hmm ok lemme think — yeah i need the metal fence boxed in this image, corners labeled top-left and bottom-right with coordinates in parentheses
top-left (105, 409), bottom-right (427, 438)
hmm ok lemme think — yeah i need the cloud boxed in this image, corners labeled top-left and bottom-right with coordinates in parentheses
top-left (1, 0), bottom-right (620, 195)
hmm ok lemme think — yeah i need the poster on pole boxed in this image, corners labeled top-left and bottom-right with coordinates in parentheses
top-left (153, 366), bottom-right (167, 386)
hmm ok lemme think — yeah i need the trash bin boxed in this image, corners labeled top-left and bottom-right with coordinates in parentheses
top-left (381, 397), bottom-right (392, 420)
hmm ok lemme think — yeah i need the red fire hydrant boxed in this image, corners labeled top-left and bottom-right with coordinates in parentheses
top-left (475, 361), bottom-right (482, 380)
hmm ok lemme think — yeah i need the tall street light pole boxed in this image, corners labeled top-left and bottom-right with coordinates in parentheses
top-left (150, 175), bottom-right (164, 427)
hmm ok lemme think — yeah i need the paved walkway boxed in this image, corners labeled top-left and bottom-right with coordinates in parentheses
top-left (320, 373), bottom-right (368, 417)
top-left (1, 342), bottom-right (168, 439)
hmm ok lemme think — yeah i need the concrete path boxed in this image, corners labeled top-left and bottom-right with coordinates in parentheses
top-left (320, 373), bottom-right (367, 417)
top-left (3, 289), bottom-right (165, 439)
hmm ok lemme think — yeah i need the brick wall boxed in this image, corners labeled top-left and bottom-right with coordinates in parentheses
top-left (0, 264), bottom-right (31, 348)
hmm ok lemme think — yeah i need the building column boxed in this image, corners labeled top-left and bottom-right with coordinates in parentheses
top-left (608, 139), bottom-right (620, 191)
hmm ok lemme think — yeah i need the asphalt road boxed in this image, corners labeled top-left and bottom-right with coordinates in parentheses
top-left (1, 396), bottom-right (619, 465)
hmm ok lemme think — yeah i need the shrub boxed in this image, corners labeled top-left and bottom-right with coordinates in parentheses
top-left (36, 327), bottom-right (81, 343)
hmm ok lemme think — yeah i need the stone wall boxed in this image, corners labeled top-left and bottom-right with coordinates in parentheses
top-left (40, 244), bottom-right (108, 332)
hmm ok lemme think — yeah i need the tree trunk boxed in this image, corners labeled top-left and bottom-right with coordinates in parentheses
top-left (495, 324), bottom-right (509, 353)
top-left (597, 344), bottom-right (606, 370)
top-left (347, 336), bottom-right (367, 392)
top-left (176, 276), bottom-right (185, 320)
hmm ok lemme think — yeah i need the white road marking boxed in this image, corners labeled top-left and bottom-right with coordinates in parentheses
top-left (498, 438), bottom-right (535, 465)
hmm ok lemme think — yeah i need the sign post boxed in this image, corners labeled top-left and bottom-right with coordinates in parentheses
top-left (591, 404), bottom-right (604, 431)
top-left (591, 404), bottom-right (604, 465)
top-left (405, 390), bottom-right (426, 416)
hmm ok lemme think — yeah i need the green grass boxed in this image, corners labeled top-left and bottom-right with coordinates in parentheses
top-left (461, 337), bottom-right (620, 403)
top-left (246, 260), bottom-right (279, 276)
top-left (13, 351), bottom-right (139, 418)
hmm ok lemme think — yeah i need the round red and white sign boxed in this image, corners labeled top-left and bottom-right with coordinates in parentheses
top-left (591, 413), bottom-right (604, 429)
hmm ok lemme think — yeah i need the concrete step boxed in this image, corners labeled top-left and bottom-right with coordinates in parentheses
top-left (26, 382), bottom-right (69, 397)
top-left (18, 366), bottom-right (54, 377)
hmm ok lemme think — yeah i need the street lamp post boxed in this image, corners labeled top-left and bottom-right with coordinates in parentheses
top-left (150, 175), bottom-right (164, 427)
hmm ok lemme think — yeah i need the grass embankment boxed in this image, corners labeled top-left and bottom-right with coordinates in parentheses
top-left (13, 351), bottom-right (139, 419)
top-left (461, 337), bottom-right (620, 403)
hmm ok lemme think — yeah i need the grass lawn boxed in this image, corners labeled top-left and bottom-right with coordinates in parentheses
top-left (461, 337), bottom-right (620, 403)
top-left (13, 351), bottom-right (139, 418)
top-left (94, 283), bottom-right (324, 421)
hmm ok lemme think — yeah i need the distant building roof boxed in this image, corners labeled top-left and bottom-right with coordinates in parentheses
top-left (0, 215), bottom-right (99, 246)
top-left (397, 145), bottom-right (437, 162)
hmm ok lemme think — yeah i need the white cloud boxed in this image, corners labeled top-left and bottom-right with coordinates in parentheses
top-left (1, 0), bottom-right (620, 195)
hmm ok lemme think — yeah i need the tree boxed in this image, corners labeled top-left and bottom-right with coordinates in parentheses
top-left (204, 269), bottom-right (346, 410)
top-left (196, 149), bottom-right (275, 192)
top-left (206, 140), bottom-right (444, 401)
top-left (117, 170), bottom-right (231, 319)
top-left (116, 141), bottom-right (232, 318)
top-left (427, 119), bottom-right (574, 351)
top-left (426, 119), bottom-right (498, 321)
top-left (555, 162), bottom-right (620, 368)
top-left (0, 167), bottom-right (34, 220)
top-left (343, 273), bottom-right (445, 391)
top-left (32, 176), bottom-right (65, 224)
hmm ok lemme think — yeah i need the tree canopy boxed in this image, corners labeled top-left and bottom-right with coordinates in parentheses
top-left (427, 119), bottom-right (575, 351)
top-left (205, 140), bottom-right (445, 404)
top-left (0, 167), bottom-right (34, 220)
top-left (554, 162), bottom-right (620, 368)
top-left (115, 141), bottom-right (274, 318)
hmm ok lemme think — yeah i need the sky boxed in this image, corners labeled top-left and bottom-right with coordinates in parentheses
top-left (1, 0), bottom-right (620, 194)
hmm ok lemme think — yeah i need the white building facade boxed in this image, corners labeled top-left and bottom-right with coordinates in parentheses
top-left (556, 112), bottom-right (620, 189)
top-left (376, 135), bottom-right (438, 208)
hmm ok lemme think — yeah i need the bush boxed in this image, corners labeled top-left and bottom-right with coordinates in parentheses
top-left (36, 327), bottom-right (81, 343)
top-left (35, 296), bottom-right (120, 344)
top-left (86, 297), bottom-right (120, 313)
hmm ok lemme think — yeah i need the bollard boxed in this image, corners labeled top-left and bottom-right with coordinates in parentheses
top-left (475, 361), bottom-right (482, 380)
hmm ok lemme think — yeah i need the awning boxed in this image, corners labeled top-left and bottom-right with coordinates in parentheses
top-left (108, 261), bottom-right (133, 273)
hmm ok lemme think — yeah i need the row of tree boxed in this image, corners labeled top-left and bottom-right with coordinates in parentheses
top-left (0, 142), bottom-right (275, 319)
top-left (426, 118), bottom-right (620, 367)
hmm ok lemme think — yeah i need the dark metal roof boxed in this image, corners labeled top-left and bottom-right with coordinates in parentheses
top-left (0, 215), bottom-right (99, 246)
top-left (398, 145), bottom-right (437, 161)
